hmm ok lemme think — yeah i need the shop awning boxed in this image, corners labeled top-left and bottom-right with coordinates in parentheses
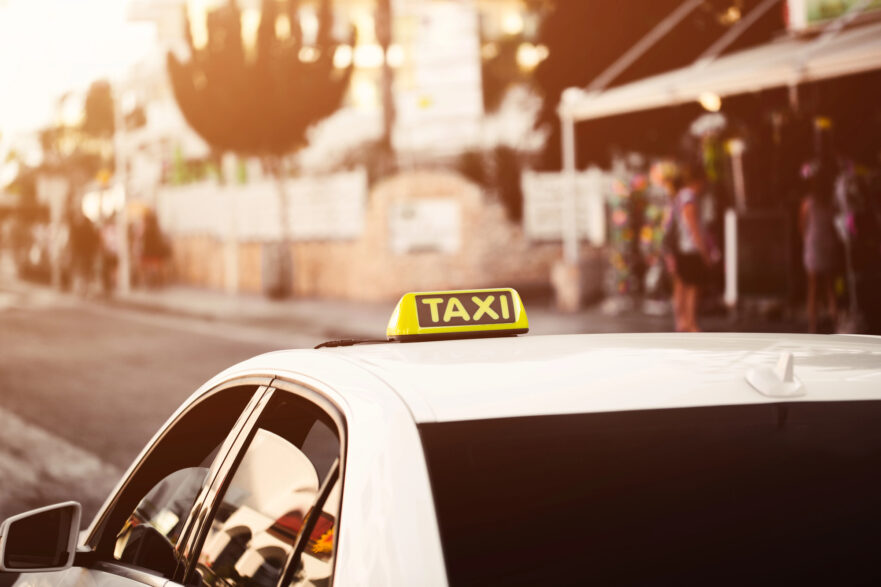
top-left (560, 21), bottom-right (881, 122)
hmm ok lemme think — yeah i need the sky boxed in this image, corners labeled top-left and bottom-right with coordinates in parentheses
top-left (0, 0), bottom-right (156, 138)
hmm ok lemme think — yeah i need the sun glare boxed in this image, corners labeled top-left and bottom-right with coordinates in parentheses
top-left (0, 0), bottom-right (154, 136)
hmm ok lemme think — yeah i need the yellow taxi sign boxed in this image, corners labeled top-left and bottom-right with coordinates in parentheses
top-left (387, 288), bottom-right (528, 341)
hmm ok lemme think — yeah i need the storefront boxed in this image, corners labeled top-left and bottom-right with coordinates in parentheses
top-left (556, 8), bottom-right (881, 321)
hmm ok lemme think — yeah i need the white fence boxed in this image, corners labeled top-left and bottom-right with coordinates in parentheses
top-left (156, 169), bottom-right (368, 242)
top-left (521, 168), bottom-right (609, 246)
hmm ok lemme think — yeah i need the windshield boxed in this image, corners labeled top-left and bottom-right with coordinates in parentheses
top-left (420, 401), bottom-right (881, 586)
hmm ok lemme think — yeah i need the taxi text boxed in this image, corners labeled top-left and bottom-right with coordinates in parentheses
top-left (415, 292), bottom-right (515, 327)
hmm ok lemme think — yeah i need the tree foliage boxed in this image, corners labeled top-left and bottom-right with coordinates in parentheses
top-left (82, 80), bottom-right (115, 139)
top-left (458, 146), bottom-right (524, 222)
top-left (481, 35), bottom-right (525, 113)
top-left (38, 80), bottom-right (117, 184)
top-left (167, 0), bottom-right (354, 161)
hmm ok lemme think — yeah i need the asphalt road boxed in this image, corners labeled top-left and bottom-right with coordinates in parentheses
top-left (0, 283), bottom-right (314, 522)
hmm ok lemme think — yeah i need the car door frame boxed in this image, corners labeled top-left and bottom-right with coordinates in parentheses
top-left (172, 375), bottom-right (348, 587)
top-left (78, 376), bottom-right (277, 587)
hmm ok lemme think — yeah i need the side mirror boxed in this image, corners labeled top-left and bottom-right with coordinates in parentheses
top-left (0, 502), bottom-right (81, 572)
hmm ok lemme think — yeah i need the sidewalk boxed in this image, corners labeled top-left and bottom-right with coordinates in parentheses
top-left (109, 285), bottom-right (805, 339)
top-left (112, 286), bottom-right (393, 340)
top-left (1, 250), bottom-right (805, 338)
top-left (110, 286), bottom-right (670, 339)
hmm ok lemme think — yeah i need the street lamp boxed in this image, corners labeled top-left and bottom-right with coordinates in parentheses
top-left (699, 91), bottom-right (722, 112)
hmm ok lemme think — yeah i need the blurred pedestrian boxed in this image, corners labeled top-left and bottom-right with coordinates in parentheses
top-left (68, 211), bottom-right (100, 296)
top-left (140, 211), bottom-right (169, 288)
top-left (834, 155), bottom-right (881, 333)
top-left (663, 163), bottom-right (713, 332)
top-left (99, 215), bottom-right (119, 295)
top-left (800, 165), bottom-right (842, 333)
top-left (864, 149), bottom-right (881, 333)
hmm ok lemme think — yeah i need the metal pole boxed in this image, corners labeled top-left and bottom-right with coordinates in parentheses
top-left (693, 0), bottom-right (781, 69)
top-left (586, 0), bottom-right (703, 93)
top-left (114, 88), bottom-right (131, 295)
top-left (799, 0), bottom-right (871, 66)
top-left (561, 113), bottom-right (578, 264)
top-left (724, 208), bottom-right (738, 309)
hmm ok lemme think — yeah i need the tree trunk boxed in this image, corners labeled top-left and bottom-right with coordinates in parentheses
top-left (224, 183), bottom-right (239, 295)
top-left (266, 156), bottom-right (292, 298)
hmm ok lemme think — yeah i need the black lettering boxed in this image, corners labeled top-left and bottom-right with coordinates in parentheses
top-left (415, 292), bottom-right (515, 327)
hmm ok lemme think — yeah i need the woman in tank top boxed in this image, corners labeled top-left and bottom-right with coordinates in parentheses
top-left (800, 169), bottom-right (841, 333)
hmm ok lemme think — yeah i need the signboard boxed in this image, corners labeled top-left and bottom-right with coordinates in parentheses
top-left (522, 169), bottom-right (607, 246)
top-left (786, 0), bottom-right (881, 31)
top-left (393, 0), bottom-right (483, 155)
top-left (386, 287), bottom-right (529, 341)
top-left (156, 169), bottom-right (367, 242)
top-left (288, 173), bottom-right (366, 240)
top-left (388, 198), bottom-right (461, 254)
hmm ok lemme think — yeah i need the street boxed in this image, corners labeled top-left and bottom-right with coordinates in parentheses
top-left (0, 283), bottom-right (316, 522)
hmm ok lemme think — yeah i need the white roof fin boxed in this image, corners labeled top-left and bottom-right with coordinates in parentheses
top-left (746, 351), bottom-right (805, 398)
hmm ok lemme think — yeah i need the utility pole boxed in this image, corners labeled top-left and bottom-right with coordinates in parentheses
top-left (561, 113), bottom-right (578, 265)
top-left (376, 0), bottom-right (395, 158)
top-left (113, 87), bottom-right (131, 295)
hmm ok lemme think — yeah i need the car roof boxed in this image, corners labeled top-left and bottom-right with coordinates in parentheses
top-left (225, 332), bottom-right (881, 424)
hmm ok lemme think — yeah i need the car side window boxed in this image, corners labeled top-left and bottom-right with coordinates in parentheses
top-left (89, 384), bottom-right (263, 579)
top-left (113, 467), bottom-right (207, 573)
top-left (290, 477), bottom-right (340, 587)
top-left (194, 392), bottom-right (341, 587)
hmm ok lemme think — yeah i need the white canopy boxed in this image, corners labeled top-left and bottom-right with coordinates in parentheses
top-left (560, 21), bottom-right (881, 122)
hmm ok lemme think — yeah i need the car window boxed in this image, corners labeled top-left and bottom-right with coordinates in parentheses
top-left (113, 465), bottom-right (209, 573)
top-left (420, 401), bottom-right (881, 586)
top-left (194, 392), bottom-right (341, 587)
top-left (89, 384), bottom-right (263, 579)
top-left (289, 477), bottom-right (340, 587)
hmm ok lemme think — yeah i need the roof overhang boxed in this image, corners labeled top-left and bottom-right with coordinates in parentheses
top-left (559, 21), bottom-right (881, 122)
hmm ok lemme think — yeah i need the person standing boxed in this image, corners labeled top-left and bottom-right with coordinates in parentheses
top-left (100, 214), bottom-right (119, 295)
top-left (800, 167), bottom-right (841, 333)
top-left (68, 211), bottom-right (99, 296)
top-left (664, 163), bottom-right (712, 332)
top-left (140, 211), bottom-right (168, 288)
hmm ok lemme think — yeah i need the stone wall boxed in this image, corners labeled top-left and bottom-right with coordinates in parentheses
top-left (167, 171), bottom-right (599, 302)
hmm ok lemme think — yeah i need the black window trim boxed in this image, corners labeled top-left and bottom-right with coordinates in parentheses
top-left (174, 386), bottom-right (275, 581)
top-left (177, 377), bottom-right (348, 587)
top-left (171, 385), bottom-right (275, 571)
top-left (279, 458), bottom-right (341, 587)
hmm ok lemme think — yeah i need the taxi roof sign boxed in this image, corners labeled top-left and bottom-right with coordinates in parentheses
top-left (387, 288), bottom-right (529, 341)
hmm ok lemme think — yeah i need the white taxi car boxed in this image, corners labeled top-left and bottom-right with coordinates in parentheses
top-left (2, 288), bottom-right (881, 586)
